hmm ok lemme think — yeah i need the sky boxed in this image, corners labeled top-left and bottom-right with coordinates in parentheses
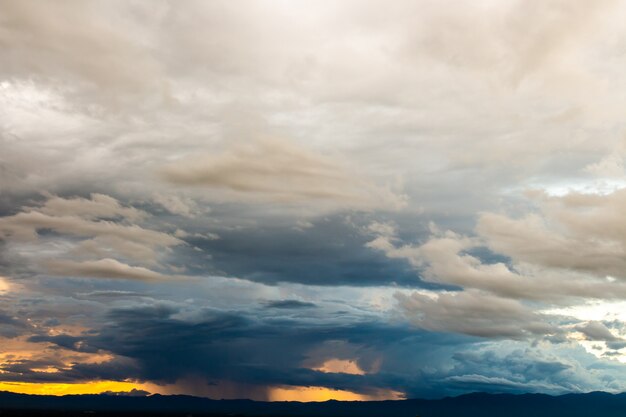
top-left (2, 0), bottom-right (626, 402)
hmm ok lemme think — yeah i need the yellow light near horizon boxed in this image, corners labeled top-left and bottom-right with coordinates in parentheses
top-left (268, 386), bottom-right (404, 402)
top-left (0, 380), bottom-right (141, 396)
top-left (0, 378), bottom-right (405, 403)
top-left (269, 386), bottom-right (368, 402)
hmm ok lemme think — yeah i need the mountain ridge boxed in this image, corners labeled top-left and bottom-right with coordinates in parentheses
top-left (2, 390), bottom-right (626, 416)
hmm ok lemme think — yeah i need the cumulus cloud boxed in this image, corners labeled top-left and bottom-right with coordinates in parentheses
top-left (395, 290), bottom-right (558, 339)
top-left (368, 215), bottom-right (626, 345)
top-left (0, 194), bottom-right (183, 279)
top-left (38, 193), bottom-right (147, 221)
top-left (152, 193), bottom-right (202, 218)
top-left (0, 210), bottom-right (178, 250)
top-left (367, 221), bottom-right (626, 302)
top-left (477, 189), bottom-right (626, 280)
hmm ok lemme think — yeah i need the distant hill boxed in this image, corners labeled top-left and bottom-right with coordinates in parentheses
top-left (1, 390), bottom-right (626, 417)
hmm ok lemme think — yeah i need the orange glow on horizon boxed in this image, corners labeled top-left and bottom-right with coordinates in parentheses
top-left (0, 379), bottom-right (404, 403)
top-left (0, 381), bottom-right (403, 403)
top-left (268, 386), bottom-right (404, 402)
top-left (0, 336), bottom-right (117, 375)
top-left (0, 380), bottom-right (142, 396)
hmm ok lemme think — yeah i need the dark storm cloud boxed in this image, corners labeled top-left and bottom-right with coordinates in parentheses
top-left (606, 341), bottom-right (626, 350)
top-left (3, 301), bottom-right (453, 395)
top-left (83, 304), bottom-right (385, 386)
top-left (441, 346), bottom-right (606, 395)
top-left (27, 334), bottom-right (97, 353)
top-left (0, 309), bottom-right (30, 338)
top-left (185, 215), bottom-right (441, 288)
top-left (77, 290), bottom-right (145, 298)
top-left (264, 300), bottom-right (316, 309)
top-left (6, 300), bottom-right (622, 398)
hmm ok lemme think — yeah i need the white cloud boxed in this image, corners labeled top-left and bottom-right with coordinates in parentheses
top-left (477, 188), bottom-right (626, 280)
top-left (395, 290), bottom-right (558, 339)
top-left (367, 221), bottom-right (626, 302)
top-left (152, 194), bottom-right (202, 218)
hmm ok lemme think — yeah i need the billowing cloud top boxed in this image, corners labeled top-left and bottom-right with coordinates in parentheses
top-left (2, 0), bottom-right (626, 401)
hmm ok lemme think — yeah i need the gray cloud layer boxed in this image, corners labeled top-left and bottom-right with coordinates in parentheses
top-left (3, 0), bottom-right (626, 401)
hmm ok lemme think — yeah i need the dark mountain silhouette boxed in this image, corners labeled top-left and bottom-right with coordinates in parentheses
top-left (1, 390), bottom-right (626, 417)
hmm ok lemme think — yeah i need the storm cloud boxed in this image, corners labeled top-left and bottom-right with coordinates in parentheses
top-left (3, 0), bottom-right (626, 401)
